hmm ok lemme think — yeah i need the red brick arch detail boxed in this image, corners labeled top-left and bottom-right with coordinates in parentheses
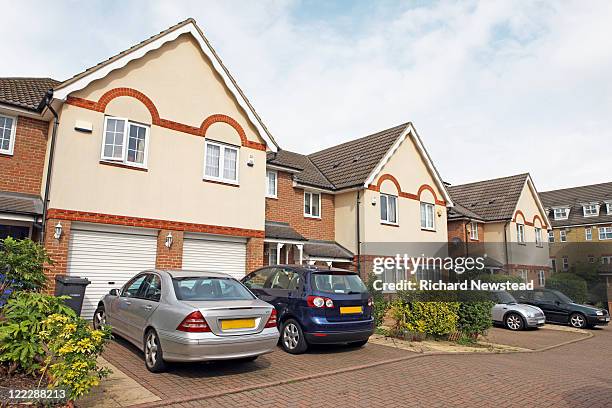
top-left (367, 177), bottom-right (446, 206)
top-left (376, 174), bottom-right (402, 194)
top-left (200, 114), bottom-right (248, 146)
top-left (97, 88), bottom-right (161, 123)
top-left (513, 210), bottom-right (527, 224)
top-left (532, 215), bottom-right (547, 228)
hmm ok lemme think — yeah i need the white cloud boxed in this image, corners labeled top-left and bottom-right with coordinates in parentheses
top-left (2, 0), bottom-right (611, 190)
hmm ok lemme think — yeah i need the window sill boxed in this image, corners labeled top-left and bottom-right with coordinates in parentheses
top-left (100, 160), bottom-right (148, 172)
top-left (421, 227), bottom-right (436, 232)
top-left (304, 215), bottom-right (322, 220)
top-left (381, 221), bottom-right (399, 227)
top-left (203, 178), bottom-right (240, 188)
top-left (266, 195), bottom-right (278, 200)
top-left (0, 151), bottom-right (14, 157)
top-left (517, 242), bottom-right (526, 246)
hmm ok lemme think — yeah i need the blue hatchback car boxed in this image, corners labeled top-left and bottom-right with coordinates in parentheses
top-left (241, 265), bottom-right (375, 354)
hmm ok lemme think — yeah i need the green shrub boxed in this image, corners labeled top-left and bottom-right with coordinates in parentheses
top-left (547, 273), bottom-right (588, 304)
top-left (40, 314), bottom-right (111, 401)
top-left (366, 273), bottom-right (389, 326)
top-left (0, 237), bottom-right (50, 293)
top-left (0, 292), bottom-right (75, 372)
top-left (457, 301), bottom-right (494, 335)
top-left (390, 301), bottom-right (460, 336)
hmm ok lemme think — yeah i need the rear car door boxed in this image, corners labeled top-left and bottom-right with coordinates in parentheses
top-left (533, 290), bottom-right (565, 323)
top-left (242, 267), bottom-right (277, 302)
top-left (265, 267), bottom-right (299, 319)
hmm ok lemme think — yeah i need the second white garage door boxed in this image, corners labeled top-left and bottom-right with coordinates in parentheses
top-left (182, 234), bottom-right (247, 279)
top-left (67, 225), bottom-right (157, 320)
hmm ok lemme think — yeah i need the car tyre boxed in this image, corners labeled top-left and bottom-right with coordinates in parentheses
top-left (93, 305), bottom-right (106, 330)
top-left (280, 319), bottom-right (308, 354)
top-left (504, 313), bottom-right (524, 331)
top-left (144, 329), bottom-right (166, 373)
top-left (569, 313), bottom-right (587, 329)
top-left (348, 339), bottom-right (368, 348)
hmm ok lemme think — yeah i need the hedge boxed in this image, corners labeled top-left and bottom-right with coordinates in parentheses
top-left (546, 273), bottom-right (588, 304)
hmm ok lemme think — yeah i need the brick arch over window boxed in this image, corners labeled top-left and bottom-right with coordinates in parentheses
top-left (532, 215), bottom-right (546, 228)
top-left (65, 87), bottom-right (266, 151)
top-left (376, 174), bottom-right (402, 194)
top-left (417, 184), bottom-right (442, 204)
top-left (513, 210), bottom-right (526, 224)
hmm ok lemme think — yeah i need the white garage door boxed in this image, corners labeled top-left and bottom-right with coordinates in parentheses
top-left (182, 234), bottom-right (246, 279)
top-left (67, 225), bottom-right (157, 320)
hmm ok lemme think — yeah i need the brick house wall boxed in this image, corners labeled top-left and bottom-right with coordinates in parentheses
top-left (43, 218), bottom-right (71, 294)
top-left (265, 171), bottom-right (335, 241)
top-left (155, 229), bottom-right (184, 269)
top-left (0, 116), bottom-right (49, 195)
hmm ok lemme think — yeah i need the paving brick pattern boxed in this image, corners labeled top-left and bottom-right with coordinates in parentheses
top-left (482, 326), bottom-right (589, 350)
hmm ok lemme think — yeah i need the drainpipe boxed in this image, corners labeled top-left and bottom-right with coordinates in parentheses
top-left (503, 220), bottom-right (510, 272)
top-left (40, 89), bottom-right (60, 243)
top-left (356, 190), bottom-right (361, 275)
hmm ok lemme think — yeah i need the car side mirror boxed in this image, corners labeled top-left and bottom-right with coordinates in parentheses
top-left (555, 300), bottom-right (561, 306)
top-left (109, 288), bottom-right (119, 296)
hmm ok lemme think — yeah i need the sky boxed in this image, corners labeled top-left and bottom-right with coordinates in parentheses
top-left (2, 0), bottom-right (611, 191)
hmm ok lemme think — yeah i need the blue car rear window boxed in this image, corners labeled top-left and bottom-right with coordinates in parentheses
top-left (312, 273), bottom-right (367, 294)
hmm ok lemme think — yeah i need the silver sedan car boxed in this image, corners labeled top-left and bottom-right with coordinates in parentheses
top-left (93, 270), bottom-right (279, 372)
top-left (491, 290), bottom-right (546, 331)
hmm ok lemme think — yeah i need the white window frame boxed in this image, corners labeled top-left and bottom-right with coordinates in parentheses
top-left (266, 170), bottom-right (277, 198)
top-left (562, 257), bottom-right (569, 271)
top-left (516, 223), bottom-right (525, 244)
top-left (203, 140), bottom-right (240, 184)
top-left (304, 191), bottom-right (321, 218)
top-left (548, 230), bottom-right (555, 243)
top-left (550, 258), bottom-right (556, 272)
top-left (535, 227), bottom-right (542, 247)
top-left (101, 116), bottom-right (150, 168)
top-left (267, 243), bottom-right (278, 265)
top-left (599, 227), bottom-right (612, 240)
top-left (606, 202), bottom-right (612, 215)
top-left (538, 270), bottom-right (545, 287)
top-left (0, 114), bottom-right (17, 156)
top-left (553, 207), bottom-right (569, 220)
top-left (582, 204), bottom-right (599, 217)
top-left (469, 221), bottom-right (478, 240)
top-left (519, 269), bottom-right (528, 283)
top-left (380, 193), bottom-right (399, 225)
top-left (420, 202), bottom-right (435, 231)
top-left (560, 230), bottom-right (567, 242)
top-left (585, 227), bottom-right (592, 241)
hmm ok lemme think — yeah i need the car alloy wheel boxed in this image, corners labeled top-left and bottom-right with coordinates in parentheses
top-left (144, 330), bottom-right (166, 372)
top-left (569, 313), bottom-right (586, 329)
top-left (93, 307), bottom-right (106, 330)
top-left (505, 313), bottom-right (523, 331)
top-left (283, 322), bottom-right (300, 350)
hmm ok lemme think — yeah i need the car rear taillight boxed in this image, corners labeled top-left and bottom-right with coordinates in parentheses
top-left (265, 308), bottom-right (277, 328)
top-left (368, 297), bottom-right (373, 307)
top-left (177, 311), bottom-right (211, 332)
top-left (307, 296), bottom-right (334, 308)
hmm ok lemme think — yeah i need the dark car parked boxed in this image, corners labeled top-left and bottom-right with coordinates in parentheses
top-left (241, 265), bottom-right (375, 354)
top-left (513, 288), bottom-right (610, 329)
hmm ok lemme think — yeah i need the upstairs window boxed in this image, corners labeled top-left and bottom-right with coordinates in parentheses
top-left (304, 191), bottom-right (320, 218)
top-left (516, 223), bottom-right (525, 243)
top-left (535, 227), bottom-right (542, 246)
top-left (420, 202), bottom-right (435, 230)
top-left (548, 230), bottom-right (555, 243)
top-left (553, 207), bottom-right (569, 220)
top-left (266, 170), bottom-right (277, 198)
top-left (380, 194), bottom-right (398, 225)
top-left (560, 230), bottom-right (567, 242)
top-left (469, 221), bottom-right (478, 240)
top-left (583, 204), bottom-right (599, 217)
top-left (0, 114), bottom-right (17, 155)
top-left (204, 141), bottom-right (239, 184)
top-left (538, 270), bottom-right (545, 287)
top-left (606, 202), bottom-right (612, 215)
top-left (585, 228), bottom-right (592, 241)
top-left (102, 117), bottom-right (149, 167)
top-left (599, 227), bottom-right (612, 240)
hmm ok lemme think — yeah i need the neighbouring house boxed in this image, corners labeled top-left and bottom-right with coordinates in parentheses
top-left (447, 173), bottom-right (551, 287)
top-left (265, 122), bottom-right (453, 290)
top-left (540, 182), bottom-right (612, 309)
top-left (0, 19), bottom-right (279, 319)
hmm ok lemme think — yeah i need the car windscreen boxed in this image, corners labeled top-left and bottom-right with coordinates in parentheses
top-left (493, 291), bottom-right (517, 304)
top-left (312, 272), bottom-right (368, 294)
top-left (553, 290), bottom-right (573, 304)
top-left (172, 277), bottom-right (255, 301)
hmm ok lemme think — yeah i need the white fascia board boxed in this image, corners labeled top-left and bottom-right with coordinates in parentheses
top-left (53, 22), bottom-right (277, 152)
top-left (524, 176), bottom-right (552, 228)
top-left (363, 123), bottom-right (454, 206)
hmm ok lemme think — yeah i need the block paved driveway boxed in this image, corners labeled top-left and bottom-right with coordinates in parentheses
top-left (103, 326), bottom-right (611, 408)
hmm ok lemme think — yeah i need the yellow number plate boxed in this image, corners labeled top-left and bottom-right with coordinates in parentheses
top-left (340, 306), bottom-right (363, 314)
top-left (221, 319), bottom-right (256, 330)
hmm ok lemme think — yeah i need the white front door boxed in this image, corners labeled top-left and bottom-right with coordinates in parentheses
top-left (182, 234), bottom-right (247, 279)
top-left (67, 225), bottom-right (157, 320)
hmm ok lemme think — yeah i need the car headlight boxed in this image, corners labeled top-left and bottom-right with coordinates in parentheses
top-left (596, 311), bottom-right (604, 316)
top-left (526, 311), bottom-right (535, 318)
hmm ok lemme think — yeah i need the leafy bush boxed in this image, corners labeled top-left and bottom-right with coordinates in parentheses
top-left (366, 273), bottom-right (389, 326)
top-left (457, 301), bottom-right (494, 335)
top-left (390, 301), bottom-right (460, 336)
top-left (0, 237), bottom-right (50, 299)
top-left (547, 273), bottom-right (588, 304)
top-left (0, 292), bottom-right (75, 372)
top-left (40, 314), bottom-right (111, 400)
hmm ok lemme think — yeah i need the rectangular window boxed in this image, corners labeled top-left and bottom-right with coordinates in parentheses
top-left (469, 222), bottom-right (478, 240)
top-left (585, 228), bottom-right (592, 241)
top-left (538, 270), bottom-right (545, 287)
top-left (553, 207), bottom-right (569, 220)
top-left (267, 244), bottom-right (278, 265)
top-left (607, 202), bottom-right (612, 215)
top-left (0, 114), bottom-right (16, 155)
top-left (420, 202), bottom-right (435, 230)
top-left (551, 259), bottom-right (556, 273)
top-left (548, 230), bottom-right (555, 243)
top-left (599, 227), bottom-right (612, 240)
top-left (583, 204), bottom-right (599, 217)
top-left (204, 141), bottom-right (239, 184)
top-left (519, 270), bottom-right (528, 282)
top-left (562, 257), bottom-right (569, 271)
top-left (102, 117), bottom-right (149, 167)
top-left (588, 256), bottom-right (595, 263)
top-left (380, 194), bottom-right (398, 224)
top-left (266, 170), bottom-right (277, 198)
top-left (304, 191), bottom-right (321, 218)
top-left (516, 223), bottom-right (525, 243)
top-left (535, 227), bottom-right (542, 246)
top-left (560, 230), bottom-right (567, 242)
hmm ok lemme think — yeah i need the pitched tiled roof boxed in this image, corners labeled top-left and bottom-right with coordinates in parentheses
top-left (447, 174), bottom-right (529, 222)
top-left (447, 203), bottom-right (484, 221)
top-left (0, 78), bottom-right (60, 111)
top-left (0, 191), bottom-right (43, 214)
top-left (303, 240), bottom-right (354, 260)
top-left (265, 221), bottom-right (306, 241)
top-left (540, 181), bottom-right (612, 227)
top-left (267, 150), bottom-right (333, 189)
